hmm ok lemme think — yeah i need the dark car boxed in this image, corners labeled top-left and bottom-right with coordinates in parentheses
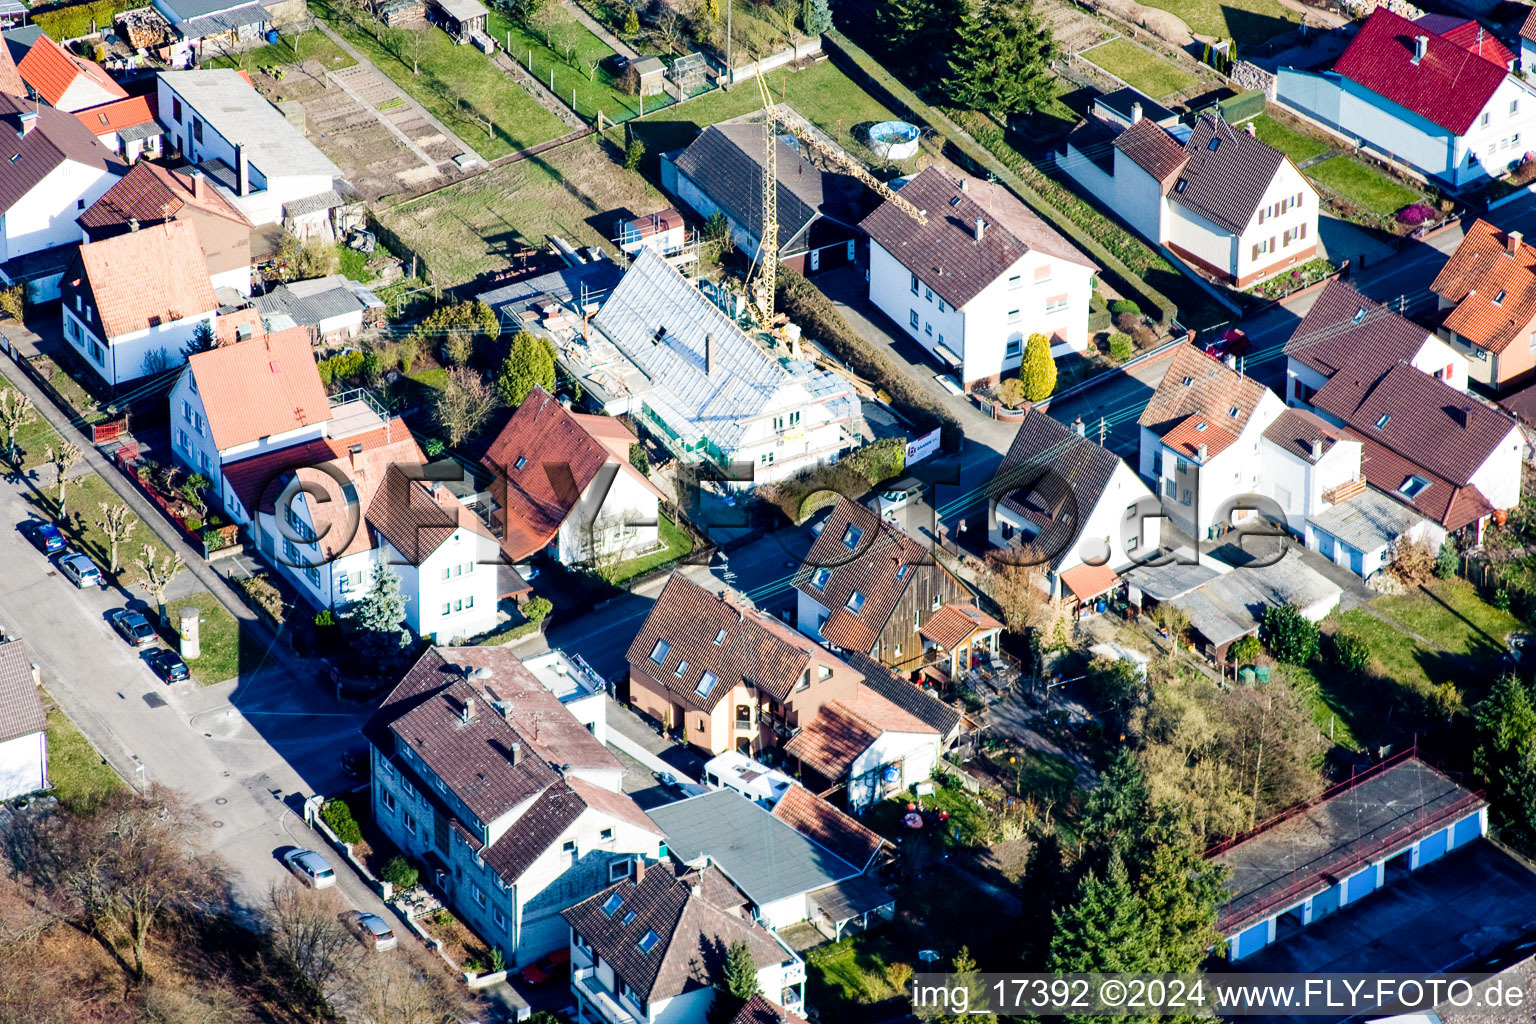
top-left (521, 947), bottom-right (570, 985)
top-left (146, 648), bottom-right (189, 683)
top-left (26, 522), bottom-right (65, 555)
top-left (111, 609), bottom-right (157, 648)
top-left (340, 745), bottom-right (369, 778)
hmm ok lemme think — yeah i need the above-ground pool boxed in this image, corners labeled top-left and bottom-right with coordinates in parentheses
top-left (868, 120), bottom-right (920, 161)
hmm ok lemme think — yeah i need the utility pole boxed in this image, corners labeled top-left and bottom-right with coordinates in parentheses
top-left (1098, 417), bottom-right (1107, 446)
top-left (726, 0), bottom-right (733, 86)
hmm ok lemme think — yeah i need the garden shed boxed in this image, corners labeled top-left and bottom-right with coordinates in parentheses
top-left (667, 51), bottom-right (709, 97)
top-left (429, 0), bottom-right (484, 42)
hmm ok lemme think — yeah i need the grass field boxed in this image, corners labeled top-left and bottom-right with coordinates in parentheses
top-left (171, 592), bottom-right (251, 686)
top-left (44, 691), bottom-right (124, 813)
top-left (207, 30), bottom-right (355, 72)
top-left (1307, 155), bottom-right (1420, 217)
top-left (1081, 39), bottom-right (1198, 100)
top-left (381, 136), bottom-right (670, 286)
top-left (311, 0), bottom-right (567, 160)
top-left (1137, 0), bottom-right (1300, 46)
top-left (605, 513), bottom-right (694, 586)
top-left (487, 10), bottom-right (656, 124)
top-left (1250, 114), bottom-right (1332, 164)
top-left (24, 472), bottom-right (174, 589)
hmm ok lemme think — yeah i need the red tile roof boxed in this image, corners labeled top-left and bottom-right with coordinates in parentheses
top-left (1058, 561), bottom-right (1122, 602)
top-left (0, 34), bottom-right (23, 98)
top-left (0, 93), bottom-right (120, 217)
top-left (480, 387), bottom-right (663, 561)
top-left (1140, 342), bottom-right (1272, 439)
top-left (1436, 18), bottom-right (1514, 67)
top-left (1161, 412), bottom-right (1242, 460)
top-left (1332, 7), bottom-right (1509, 135)
top-left (1430, 218), bottom-right (1536, 355)
top-left (16, 35), bottom-right (126, 109)
top-left (1345, 428), bottom-right (1494, 530)
top-left (784, 692), bottom-right (937, 780)
top-left (186, 324), bottom-right (330, 451)
top-left (0, 639), bottom-right (45, 744)
top-left (1285, 278), bottom-right (1437, 377)
top-left (730, 994), bottom-right (810, 1024)
top-left (917, 604), bottom-right (1003, 651)
top-left (221, 417), bottom-right (413, 528)
top-left (73, 219), bottom-right (216, 339)
top-left (1113, 117), bottom-right (1188, 182)
top-left (1263, 407), bottom-right (1350, 464)
top-left (770, 784), bottom-right (886, 873)
top-left (366, 463), bottom-right (495, 563)
top-left (79, 162), bottom-right (248, 238)
top-left (74, 95), bottom-right (156, 138)
top-left (1523, 4), bottom-right (1536, 45)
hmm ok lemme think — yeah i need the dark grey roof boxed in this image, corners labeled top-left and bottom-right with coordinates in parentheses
top-left (0, 639), bottom-right (45, 744)
top-left (254, 274), bottom-right (365, 327)
top-left (2, 26), bottom-right (43, 66)
top-left (0, 92), bottom-right (119, 216)
top-left (860, 166), bottom-right (1094, 309)
top-left (671, 121), bottom-right (865, 253)
top-left (282, 189), bottom-right (342, 218)
top-left (1171, 117), bottom-right (1288, 235)
top-left (475, 259), bottom-right (623, 317)
top-left (1096, 86), bottom-right (1177, 126)
top-left (994, 408), bottom-right (1126, 569)
top-left (155, 0), bottom-right (262, 24)
top-left (173, 1), bottom-right (266, 36)
top-left (646, 790), bottom-right (860, 906)
top-left (840, 649), bottom-right (962, 740)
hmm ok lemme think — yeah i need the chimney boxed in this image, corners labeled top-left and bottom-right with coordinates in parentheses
top-left (348, 443), bottom-right (363, 471)
top-left (1412, 34), bottom-right (1428, 63)
top-left (16, 110), bottom-right (36, 139)
top-left (633, 859), bottom-right (645, 885)
top-left (1310, 438), bottom-right (1323, 459)
top-left (189, 168), bottom-right (205, 200)
top-left (127, 217), bottom-right (139, 233)
top-left (1195, 442), bottom-right (1208, 462)
top-left (1244, 121), bottom-right (1256, 136)
top-left (1509, 230), bottom-right (1523, 256)
top-left (461, 695), bottom-right (476, 723)
top-left (1130, 101), bottom-right (1143, 124)
top-left (973, 217), bottom-right (985, 244)
top-left (1072, 415), bottom-right (1086, 437)
top-left (236, 143), bottom-right (249, 197)
top-left (508, 741), bottom-right (521, 765)
top-left (705, 331), bottom-right (716, 377)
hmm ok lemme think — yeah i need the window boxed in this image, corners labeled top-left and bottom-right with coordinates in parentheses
top-left (931, 593), bottom-right (941, 611)
top-left (673, 659), bottom-right (689, 677)
top-left (909, 310), bottom-right (920, 329)
top-left (818, 665), bottom-right (833, 681)
top-left (382, 788), bottom-right (396, 810)
top-left (177, 429), bottom-right (189, 451)
top-left (172, 97), bottom-right (181, 121)
top-left (191, 118), bottom-right (202, 143)
top-left (796, 669), bottom-right (810, 692)
top-left (1529, 331), bottom-right (1536, 354)
top-left (638, 930), bottom-right (660, 953)
top-left (938, 299), bottom-right (946, 313)
top-left (1007, 309), bottom-right (1022, 324)
top-left (1045, 294), bottom-right (1069, 314)
top-left (1008, 275), bottom-right (1022, 290)
top-left (1181, 489), bottom-right (1191, 505)
top-left (1496, 290), bottom-right (1508, 305)
top-left (305, 567), bottom-right (319, 586)
top-left (283, 538), bottom-right (299, 564)
top-left (1483, 111), bottom-right (1492, 127)
top-left (811, 566), bottom-right (832, 589)
top-left (695, 671), bottom-right (718, 698)
top-left (760, 451), bottom-right (775, 466)
top-left (1252, 239), bottom-right (1271, 259)
top-left (896, 564), bottom-right (910, 579)
top-left (842, 523), bottom-right (863, 549)
top-left (1005, 339), bottom-right (1022, 358)
top-left (924, 287), bottom-right (933, 302)
top-left (494, 909), bottom-right (507, 927)
top-left (602, 892), bottom-right (624, 916)
top-left (1375, 413), bottom-right (1390, 428)
top-left (465, 595), bottom-right (474, 609)
top-left (1164, 476), bottom-right (1176, 498)
top-left (441, 602), bottom-right (451, 616)
top-left (610, 859), bottom-right (634, 882)
top-left (649, 639), bottom-right (671, 664)
top-left (910, 272), bottom-right (919, 294)
top-left (714, 628), bottom-right (727, 645)
top-left (404, 813), bottom-right (417, 835)
top-left (1208, 137), bottom-right (1220, 151)
top-left (1399, 475), bottom-right (1430, 499)
top-left (924, 322), bottom-right (933, 336)
top-left (473, 885), bottom-right (486, 907)
top-left (845, 591), bottom-right (865, 613)
top-left (1034, 264), bottom-right (1052, 283)
top-left (563, 840), bottom-right (577, 856)
top-left (622, 910), bottom-right (636, 924)
top-left (1514, 100), bottom-right (1521, 115)
top-left (735, 703), bottom-right (751, 724)
top-left (513, 455), bottom-right (527, 470)
top-left (441, 568), bottom-right (451, 581)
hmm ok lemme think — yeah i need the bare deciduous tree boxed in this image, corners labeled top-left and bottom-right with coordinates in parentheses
top-left (351, 948), bottom-right (464, 1024)
top-left (265, 882), bottom-right (363, 1003)
top-left (44, 441), bottom-right (81, 515)
top-left (136, 545), bottom-right (185, 627)
top-left (95, 502), bottom-right (136, 574)
top-left (0, 390), bottom-right (34, 466)
top-left (432, 366), bottom-right (500, 447)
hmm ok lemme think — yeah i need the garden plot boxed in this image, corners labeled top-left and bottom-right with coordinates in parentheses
top-left (1040, 0), bottom-right (1116, 54)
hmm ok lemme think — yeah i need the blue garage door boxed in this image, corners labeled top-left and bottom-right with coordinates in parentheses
top-left (1233, 920), bottom-right (1270, 959)
top-left (1311, 883), bottom-right (1341, 921)
top-left (1346, 867), bottom-right (1376, 903)
top-left (1348, 545), bottom-right (1364, 576)
top-left (1316, 532), bottom-right (1335, 560)
top-left (1418, 828), bottom-right (1449, 866)
top-left (1452, 814), bottom-right (1482, 848)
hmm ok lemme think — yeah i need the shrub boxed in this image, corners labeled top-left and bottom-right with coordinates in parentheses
top-left (1435, 540), bottom-right (1458, 579)
top-left (423, 437), bottom-right (446, 457)
top-left (382, 855), bottom-right (419, 889)
top-left (1261, 604), bottom-right (1320, 665)
top-left (1130, 322), bottom-right (1158, 348)
top-left (0, 284), bottom-right (23, 322)
top-left (524, 596), bottom-right (553, 623)
top-left (1019, 333), bottom-right (1056, 401)
top-left (314, 609), bottom-right (336, 628)
top-left (1330, 631), bottom-right (1370, 672)
top-left (1396, 203), bottom-right (1434, 225)
top-left (321, 798), bottom-right (363, 845)
top-left (1511, 158), bottom-right (1536, 186)
top-left (629, 442), bottom-right (650, 475)
top-left (776, 267), bottom-right (962, 449)
top-left (318, 351), bottom-right (366, 388)
top-left (1229, 634), bottom-right (1262, 665)
top-left (997, 377), bottom-right (1028, 408)
top-left (1113, 311), bottom-right (1141, 334)
top-left (1108, 299), bottom-right (1141, 316)
top-left (1108, 332), bottom-right (1134, 362)
top-left (1390, 535), bottom-right (1437, 589)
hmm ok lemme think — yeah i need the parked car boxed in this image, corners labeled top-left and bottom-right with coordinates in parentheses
top-left (110, 609), bottom-right (157, 647)
top-left (877, 476), bottom-right (927, 519)
top-left (1201, 328), bottom-right (1250, 361)
top-left (282, 848), bottom-right (337, 889)
top-left (25, 521), bottom-right (65, 555)
top-left (146, 648), bottom-right (189, 684)
top-left (58, 551), bottom-right (105, 589)
top-left (340, 745), bottom-right (369, 778)
top-left (521, 947), bottom-right (570, 985)
top-left (344, 911), bottom-right (398, 951)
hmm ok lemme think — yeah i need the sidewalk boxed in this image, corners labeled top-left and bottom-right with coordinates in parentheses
top-left (564, 0), bottom-right (636, 59)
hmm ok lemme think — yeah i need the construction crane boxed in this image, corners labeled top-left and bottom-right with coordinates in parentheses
top-left (747, 66), bottom-right (928, 322)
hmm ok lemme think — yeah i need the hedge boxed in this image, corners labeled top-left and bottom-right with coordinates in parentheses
top-left (775, 268), bottom-right (963, 451)
top-left (318, 350), bottom-right (367, 387)
top-left (31, 0), bottom-right (149, 41)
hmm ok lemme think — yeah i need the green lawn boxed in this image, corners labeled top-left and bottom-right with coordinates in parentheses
top-left (1337, 607), bottom-right (1436, 697)
top-left (44, 691), bottom-right (124, 813)
top-left (1374, 579), bottom-right (1520, 695)
top-left (605, 513), bottom-right (694, 586)
top-left (206, 30), bottom-right (356, 72)
top-left (0, 377), bottom-right (64, 472)
top-left (1307, 155), bottom-right (1421, 217)
top-left (1269, 662), bottom-right (1364, 752)
top-left (1136, 0), bottom-right (1300, 46)
top-left (24, 472), bottom-right (174, 589)
top-left (486, 10), bottom-right (655, 124)
top-left (311, 0), bottom-right (568, 159)
top-left (381, 135), bottom-right (670, 286)
top-left (1250, 114), bottom-right (1332, 164)
top-left (806, 931), bottom-right (909, 1020)
top-left (171, 592), bottom-right (253, 686)
top-left (1081, 39), bottom-right (1198, 100)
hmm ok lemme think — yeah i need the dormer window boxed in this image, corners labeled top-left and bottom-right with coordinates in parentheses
top-left (842, 523), bottom-right (863, 549)
top-left (649, 639), bottom-right (671, 664)
top-left (1375, 413), bottom-right (1390, 428)
top-left (1495, 290), bottom-right (1507, 305)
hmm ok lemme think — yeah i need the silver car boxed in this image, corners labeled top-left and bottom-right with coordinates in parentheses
top-left (58, 552), bottom-right (105, 588)
top-left (282, 848), bottom-right (337, 889)
top-left (345, 911), bottom-right (398, 951)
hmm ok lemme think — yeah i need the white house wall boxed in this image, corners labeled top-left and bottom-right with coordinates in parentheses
top-left (3, 160), bottom-right (119, 261)
top-left (63, 301), bottom-right (212, 387)
top-left (0, 731), bottom-right (46, 800)
top-left (1469, 426), bottom-right (1525, 510)
top-left (556, 467), bottom-right (660, 565)
top-left (848, 730), bottom-right (937, 810)
top-left (1260, 438), bottom-right (1362, 534)
top-left (395, 529), bottom-right (501, 642)
top-left (1231, 159), bottom-right (1316, 283)
top-left (1110, 150), bottom-right (1167, 243)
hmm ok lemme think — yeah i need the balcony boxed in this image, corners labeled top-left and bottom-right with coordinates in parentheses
top-left (1322, 475), bottom-right (1367, 506)
top-left (575, 967), bottom-right (641, 1024)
